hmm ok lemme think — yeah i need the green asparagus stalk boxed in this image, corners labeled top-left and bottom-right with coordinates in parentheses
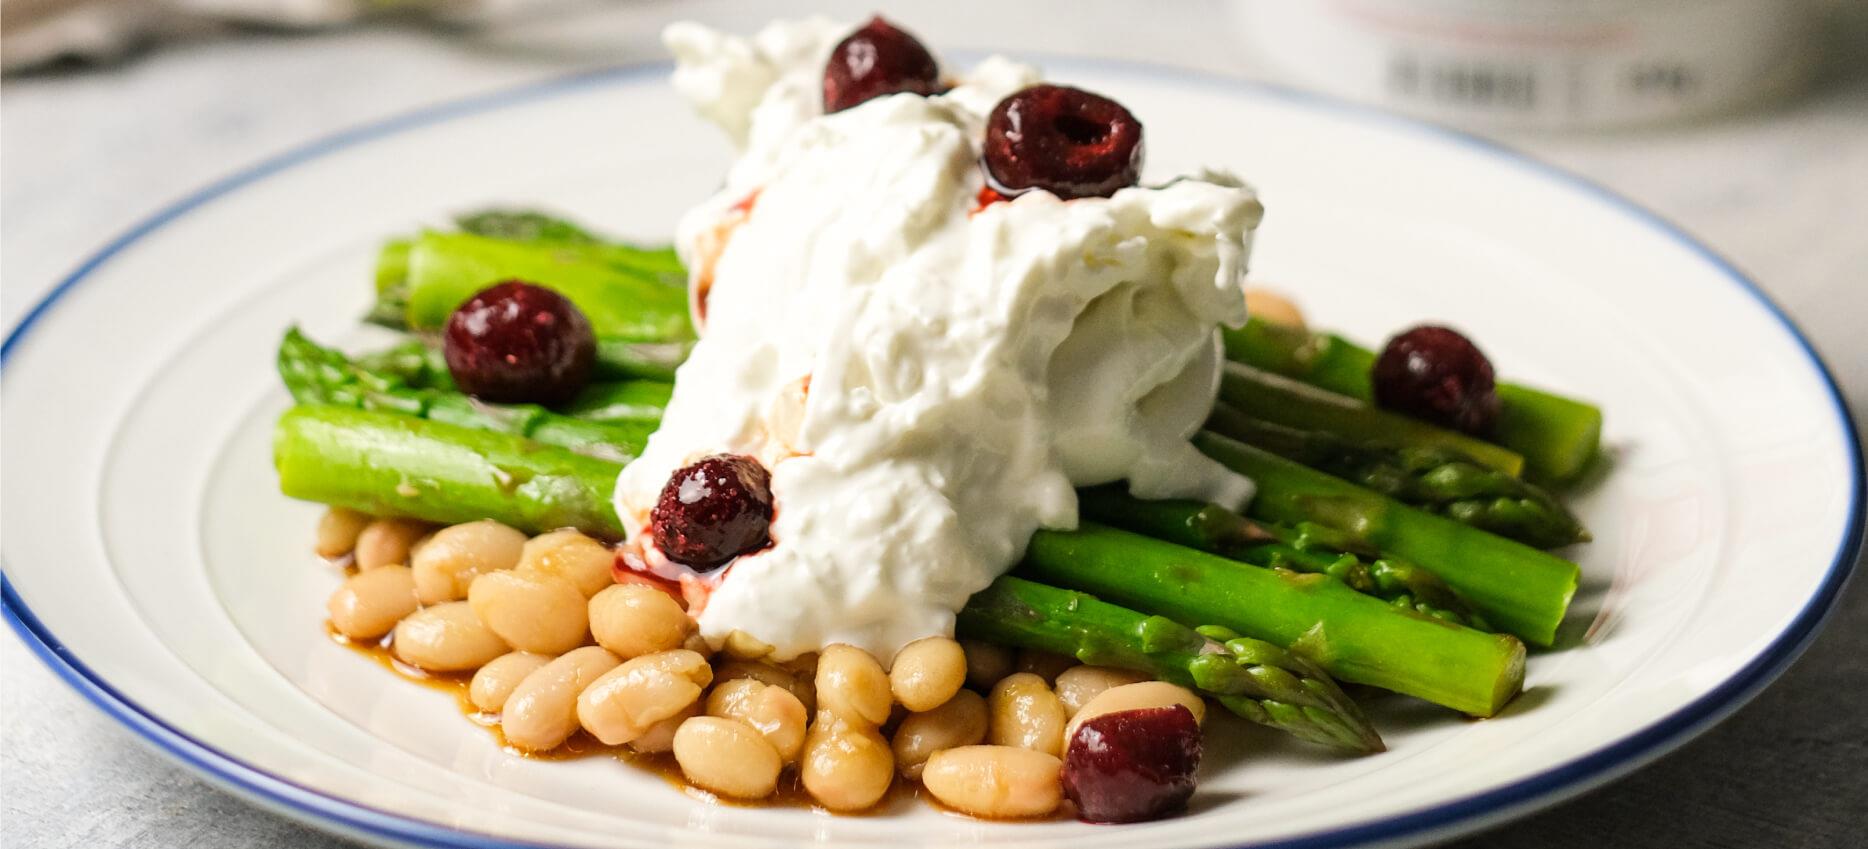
top-left (401, 232), bottom-right (693, 342)
top-left (366, 239), bottom-right (414, 328)
top-left (559, 379), bottom-right (671, 423)
top-left (454, 209), bottom-right (600, 243)
top-left (1222, 317), bottom-right (1377, 400)
top-left (344, 334), bottom-right (679, 417)
top-left (370, 210), bottom-right (686, 331)
top-left (277, 328), bottom-right (651, 462)
top-left (1207, 404), bottom-right (1588, 548)
top-left (1197, 431), bottom-right (1578, 647)
top-left (592, 339), bottom-right (692, 383)
top-left (1076, 486), bottom-right (1491, 630)
top-left (1223, 317), bottom-right (1602, 484)
top-left (1492, 383), bottom-right (1604, 486)
top-left (1019, 524), bottom-right (1526, 717)
top-left (274, 405), bottom-right (625, 536)
top-left (958, 576), bottom-right (1384, 753)
top-left (351, 321), bottom-right (688, 385)
top-left (1219, 363), bottom-right (1524, 476)
top-left (368, 228), bottom-right (695, 379)
top-left (453, 209), bottom-right (687, 285)
top-left (352, 338), bottom-right (453, 390)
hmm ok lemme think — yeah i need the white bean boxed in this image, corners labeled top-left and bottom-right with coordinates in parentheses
top-left (468, 570), bottom-right (587, 654)
top-left (500, 646), bottom-right (620, 752)
top-left (1244, 286), bottom-right (1306, 329)
top-left (470, 651), bottom-right (553, 713)
top-left (891, 689), bottom-right (988, 780)
top-left (575, 649), bottom-right (712, 745)
top-left (326, 565), bottom-right (417, 640)
top-left (1054, 665), bottom-right (1151, 717)
top-left (517, 529), bottom-right (614, 598)
top-left (391, 601), bottom-right (507, 672)
top-left (354, 518), bottom-right (429, 570)
top-left (315, 507), bottom-right (371, 558)
top-left (673, 717), bottom-right (783, 800)
top-left (412, 520), bottom-right (526, 604)
top-left (588, 583), bottom-right (691, 659)
top-left (816, 644), bottom-right (891, 726)
top-left (706, 678), bottom-right (808, 763)
top-left (889, 637), bottom-right (966, 712)
top-left (921, 746), bottom-right (1062, 819)
top-left (988, 673), bottom-right (1067, 757)
top-left (800, 711), bottom-right (895, 811)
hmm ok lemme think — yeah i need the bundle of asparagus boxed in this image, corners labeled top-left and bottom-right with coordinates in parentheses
top-left (273, 210), bottom-right (1600, 755)
top-left (1224, 316), bottom-right (1603, 484)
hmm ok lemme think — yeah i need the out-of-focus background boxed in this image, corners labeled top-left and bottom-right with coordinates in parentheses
top-left (3, 1), bottom-right (1864, 847)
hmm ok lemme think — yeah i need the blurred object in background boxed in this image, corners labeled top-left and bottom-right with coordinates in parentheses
top-left (1241, 0), bottom-right (1819, 130)
top-left (0, 0), bottom-right (574, 71)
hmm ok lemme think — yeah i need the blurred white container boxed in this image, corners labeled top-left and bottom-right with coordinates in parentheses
top-left (1240, 0), bottom-right (1816, 129)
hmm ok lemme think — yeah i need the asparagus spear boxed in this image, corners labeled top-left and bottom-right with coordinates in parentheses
top-left (370, 210), bottom-right (686, 328)
top-left (1219, 362), bottom-right (1524, 476)
top-left (1223, 317), bottom-right (1602, 484)
top-left (401, 232), bottom-right (693, 343)
top-left (592, 339), bottom-right (692, 383)
top-left (453, 209), bottom-right (601, 244)
top-left (1492, 383), bottom-right (1604, 486)
top-left (452, 209), bottom-right (687, 285)
top-left (1076, 486), bottom-right (1491, 630)
top-left (1207, 404), bottom-right (1588, 548)
top-left (1222, 316), bottom-right (1377, 400)
top-left (369, 230), bottom-right (695, 380)
top-left (366, 239), bottom-right (414, 328)
top-left (277, 328), bottom-right (650, 462)
top-left (346, 334), bottom-right (679, 417)
top-left (353, 320), bottom-right (688, 386)
top-left (958, 576), bottom-right (1384, 753)
top-left (352, 338), bottom-right (453, 390)
top-left (274, 405), bottom-right (624, 536)
top-left (560, 379), bottom-right (671, 423)
top-left (1197, 431), bottom-right (1578, 647)
top-left (1019, 524), bottom-right (1525, 717)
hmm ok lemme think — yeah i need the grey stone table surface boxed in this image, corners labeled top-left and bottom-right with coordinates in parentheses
top-left (3, 1), bottom-right (1864, 847)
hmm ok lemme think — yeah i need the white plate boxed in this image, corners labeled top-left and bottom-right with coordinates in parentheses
top-left (3, 59), bottom-right (1861, 849)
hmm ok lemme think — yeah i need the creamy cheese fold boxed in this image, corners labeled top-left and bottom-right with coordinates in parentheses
top-left (614, 19), bottom-right (1262, 660)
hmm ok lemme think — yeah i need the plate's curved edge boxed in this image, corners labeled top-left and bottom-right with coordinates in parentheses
top-left (1, 57), bottom-right (1862, 849)
top-left (0, 575), bottom-right (554, 849)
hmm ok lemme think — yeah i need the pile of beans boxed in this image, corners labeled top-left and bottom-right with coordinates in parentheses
top-left (316, 508), bottom-right (1204, 819)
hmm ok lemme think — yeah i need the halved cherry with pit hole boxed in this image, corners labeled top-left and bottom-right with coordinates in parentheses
top-left (983, 84), bottom-right (1143, 201)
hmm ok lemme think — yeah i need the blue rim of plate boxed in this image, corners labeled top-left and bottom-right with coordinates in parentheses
top-left (2, 56), bottom-right (1863, 849)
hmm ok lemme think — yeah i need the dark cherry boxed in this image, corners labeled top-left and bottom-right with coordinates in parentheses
top-left (1372, 325), bottom-right (1501, 435)
top-left (822, 16), bottom-right (942, 113)
top-left (982, 84), bottom-right (1143, 200)
top-left (1062, 705), bottom-right (1202, 824)
top-left (443, 280), bottom-right (595, 406)
top-left (650, 455), bottom-right (774, 570)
